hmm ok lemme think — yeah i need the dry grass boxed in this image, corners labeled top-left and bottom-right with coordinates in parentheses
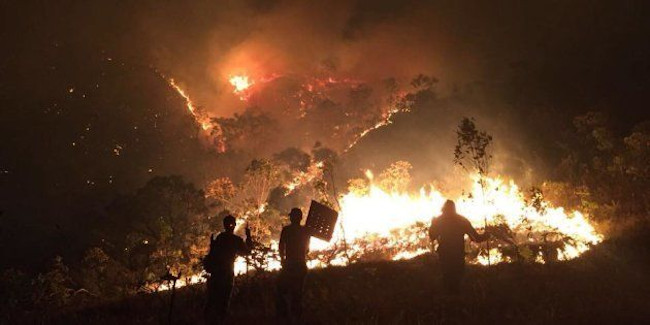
top-left (46, 238), bottom-right (650, 324)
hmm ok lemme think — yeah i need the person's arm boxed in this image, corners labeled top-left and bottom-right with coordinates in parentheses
top-left (279, 228), bottom-right (287, 264)
top-left (237, 226), bottom-right (253, 256)
top-left (465, 219), bottom-right (489, 242)
top-left (208, 234), bottom-right (215, 251)
top-left (429, 218), bottom-right (440, 243)
top-left (245, 225), bottom-right (253, 249)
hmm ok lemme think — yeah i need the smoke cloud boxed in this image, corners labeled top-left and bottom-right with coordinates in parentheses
top-left (135, 0), bottom-right (650, 182)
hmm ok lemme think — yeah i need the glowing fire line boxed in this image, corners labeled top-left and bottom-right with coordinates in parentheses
top-left (168, 78), bottom-right (211, 131)
top-left (159, 172), bottom-right (603, 291)
top-left (165, 77), bottom-right (227, 152)
top-left (344, 98), bottom-right (409, 153)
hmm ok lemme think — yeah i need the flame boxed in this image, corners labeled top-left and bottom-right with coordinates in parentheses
top-left (160, 171), bottom-right (603, 291)
top-left (235, 170), bottom-right (603, 274)
top-left (166, 77), bottom-right (226, 152)
top-left (157, 274), bottom-right (204, 291)
top-left (242, 170), bottom-right (603, 274)
top-left (229, 75), bottom-right (253, 100)
top-left (166, 72), bottom-right (405, 153)
top-left (311, 173), bottom-right (603, 265)
top-left (344, 105), bottom-right (408, 153)
top-left (168, 78), bottom-right (211, 131)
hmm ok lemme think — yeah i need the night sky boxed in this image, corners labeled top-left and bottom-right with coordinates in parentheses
top-left (1, 0), bottom-right (649, 271)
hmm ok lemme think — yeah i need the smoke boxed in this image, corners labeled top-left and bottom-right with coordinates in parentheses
top-left (120, 0), bottom-right (648, 186)
top-left (144, 0), bottom-right (463, 114)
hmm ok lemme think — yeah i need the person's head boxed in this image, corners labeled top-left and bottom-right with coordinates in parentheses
top-left (442, 200), bottom-right (456, 215)
top-left (289, 208), bottom-right (303, 225)
top-left (223, 215), bottom-right (236, 232)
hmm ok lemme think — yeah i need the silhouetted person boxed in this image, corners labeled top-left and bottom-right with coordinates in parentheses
top-left (204, 215), bottom-right (253, 324)
top-left (429, 200), bottom-right (489, 294)
top-left (276, 208), bottom-right (311, 321)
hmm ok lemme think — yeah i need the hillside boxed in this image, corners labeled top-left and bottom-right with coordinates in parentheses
top-left (45, 236), bottom-right (650, 324)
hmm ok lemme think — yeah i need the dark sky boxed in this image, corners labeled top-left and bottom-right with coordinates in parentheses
top-left (1, 0), bottom-right (649, 270)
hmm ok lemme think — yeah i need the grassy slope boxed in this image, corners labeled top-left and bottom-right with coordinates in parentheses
top-left (53, 239), bottom-right (650, 324)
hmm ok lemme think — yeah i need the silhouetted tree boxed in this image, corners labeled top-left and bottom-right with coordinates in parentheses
top-left (32, 256), bottom-right (73, 310)
top-left (274, 147), bottom-right (311, 173)
top-left (102, 176), bottom-right (208, 290)
top-left (454, 117), bottom-right (494, 264)
top-left (559, 113), bottom-right (650, 226)
top-left (378, 161), bottom-right (412, 193)
top-left (79, 247), bottom-right (134, 298)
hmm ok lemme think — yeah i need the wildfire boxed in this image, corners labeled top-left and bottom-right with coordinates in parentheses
top-left (158, 72), bottom-right (604, 288)
top-left (229, 75), bottom-right (253, 100)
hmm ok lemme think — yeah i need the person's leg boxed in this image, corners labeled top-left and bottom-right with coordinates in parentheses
top-left (442, 271), bottom-right (454, 294)
top-left (204, 279), bottom-right (216, 324)
top-left (456, 259), bottom-right (465, 292)
top-left (440, 255), bottom-right (453, 294)
top-left (276, 270), bottom-right (289, 318)
top-left (215, 276), bottom-right (234, 321)
top-left (291, 268), bottom-right (306, 318)
top-left (448, 258), bottom-right (464, 294)
top-left (440, 254), bottom-right (465, 294)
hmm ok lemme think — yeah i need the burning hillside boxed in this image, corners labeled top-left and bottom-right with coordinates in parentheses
top-left (165, 71), bottom-right (412, 155)
top-left (155, 71), bottom-right (604, 290)
top-left (4, 1), bottom-right (649, 322)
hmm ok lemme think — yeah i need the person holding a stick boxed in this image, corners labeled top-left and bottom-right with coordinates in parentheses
top-left (429, 200), bottom-right (490, 294)
top-left (276, 207), bottom-right (311, 321)
top-left (203, 215), bottom-right (253, 324)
